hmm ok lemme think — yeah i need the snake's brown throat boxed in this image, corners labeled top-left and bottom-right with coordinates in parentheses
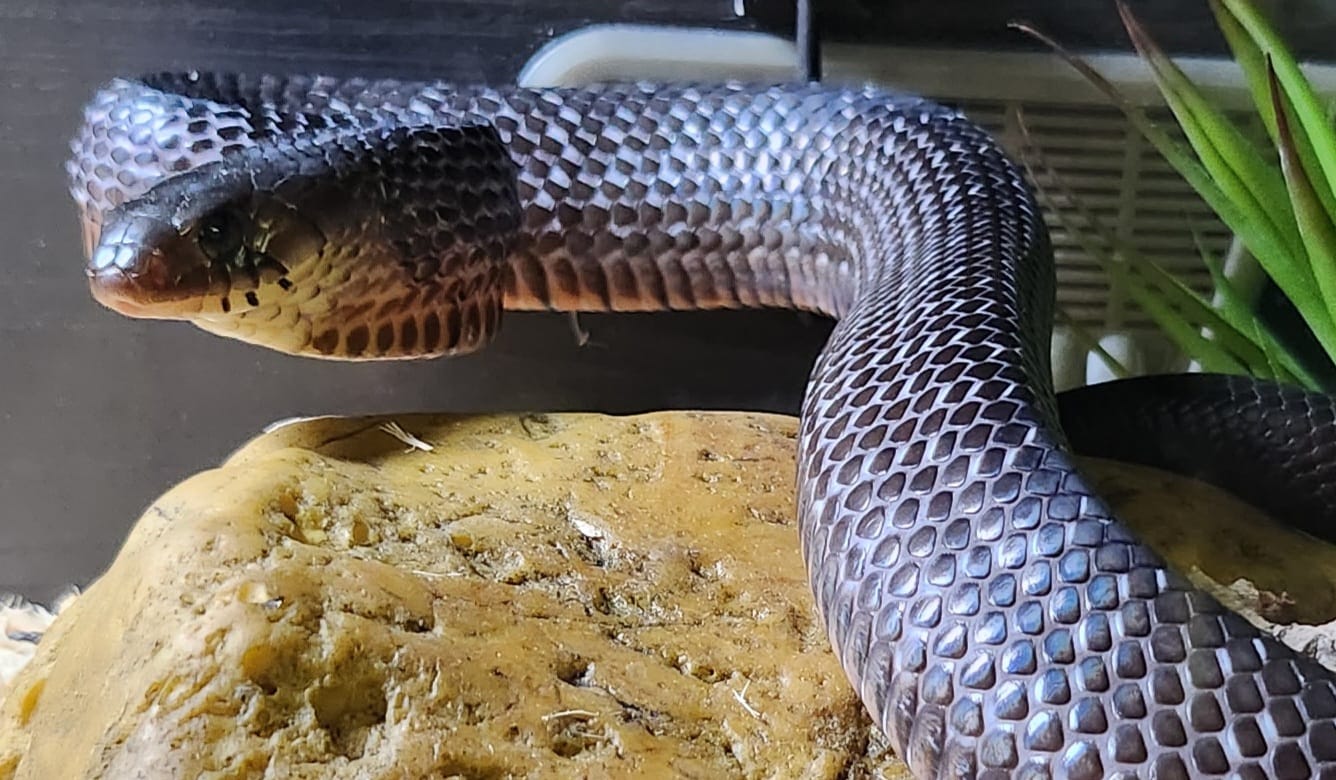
top-left (71, 73), bottom-right (1336, 777)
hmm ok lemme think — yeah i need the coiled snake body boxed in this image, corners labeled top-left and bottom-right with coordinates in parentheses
top-left (70, 74), bottom-right (1336, 778)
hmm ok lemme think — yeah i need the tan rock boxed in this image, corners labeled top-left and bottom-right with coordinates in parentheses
top-left (1, 412), bottom-right (1333, 779)
top-left (0, 413), bottom-right (904, 780)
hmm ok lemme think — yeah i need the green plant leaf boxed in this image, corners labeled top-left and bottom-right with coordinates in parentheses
top-left (1270, 59), bottom-right (1336, 327)
top-left (1135, 250), bottom-right (1270, 375)
top-left (1220, 0), bottom-right (1336, 214)
top-left (1012, 19), bottom-right (1336, 365)
top-left (1209, 0), bottom-right (1276, 134)
top-left (1194, 237), bottom-right (1252, 331)
top-left (1129, 277), bottom-right (1252, 375)
top-left (1118, 1), bottom-right (1302, 262)
top-left (1195, 232), bottom-right (1321, 388)
top-left (1210, 0), bottom-right (1336, 231)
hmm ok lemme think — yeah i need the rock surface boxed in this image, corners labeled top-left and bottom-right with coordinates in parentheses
top-left (2, 411), bottom-right (1334, 779)
top-left (0, 412), bottom-right (904, 780)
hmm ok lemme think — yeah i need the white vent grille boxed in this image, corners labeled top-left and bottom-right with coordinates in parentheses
top-left (959, 99), bottom-right (1239, 332)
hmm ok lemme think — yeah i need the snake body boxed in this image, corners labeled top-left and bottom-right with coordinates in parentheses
top-left (70, 74), bottom-right (1336, 778)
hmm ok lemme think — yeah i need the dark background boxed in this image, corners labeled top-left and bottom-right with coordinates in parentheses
top-left (2, 0), bottom-right (1330, 598)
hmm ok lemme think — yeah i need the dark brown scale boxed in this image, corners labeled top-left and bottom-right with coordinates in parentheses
top-left (547, 255), bottom-right (581, 305)
top-left (344, 324), bottom-right (369, 356)
top-left (69, 76), bottom-right (1336, 778)
top-left (399, 318), bottom-right (418, 353)
top-left (484, 291), bottom-right (501, 335)
top-left (375, 323), bottom-right (395, 354)
top-left (507, 254), bottom-right (550, 305)
top-left (422, 311), bottom-right (441, 352)
top-left (312, 329), bottom-right (339, 355)
top-left (437, 307), bottom-right (456, 350)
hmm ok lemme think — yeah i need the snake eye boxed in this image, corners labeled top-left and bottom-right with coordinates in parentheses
top-left (194, 208), bottom-right (246, 265)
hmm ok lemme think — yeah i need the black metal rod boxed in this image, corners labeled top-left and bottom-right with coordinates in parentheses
top-left (796, 0), bottom-right (821, 82)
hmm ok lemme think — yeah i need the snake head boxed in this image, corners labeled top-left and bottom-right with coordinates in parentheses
top-left (87, 167), bottom-right (318, 319)
top-left (83, 123), bottom-right (520, 360)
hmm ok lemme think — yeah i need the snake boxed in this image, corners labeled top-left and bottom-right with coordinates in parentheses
top-left (67, 73), bottom-right (1336, 778)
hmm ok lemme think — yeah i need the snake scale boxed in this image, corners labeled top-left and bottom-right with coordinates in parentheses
top-left (68, 73), bottom-right (1336, 778)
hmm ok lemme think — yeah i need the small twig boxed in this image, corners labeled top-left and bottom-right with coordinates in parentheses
top-left (379, 421), bottom-right (434, 452)
top-left (731, 679), bottom-right (762, 719)
top-left (408, 569), bottom-right (461, 579)
top-left (541, 708), bottom-right (600, 722)
top-left (567, 312), bottom-right (592, 347)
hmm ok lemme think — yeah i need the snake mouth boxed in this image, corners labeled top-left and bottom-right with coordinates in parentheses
top-left (87, 268), bottom-right (176, 318)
